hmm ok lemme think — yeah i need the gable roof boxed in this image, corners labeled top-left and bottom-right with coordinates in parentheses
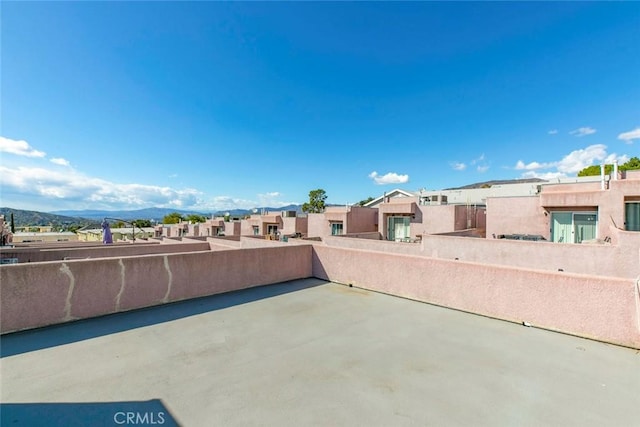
top-left (364, 189), bottom-right (417, 208)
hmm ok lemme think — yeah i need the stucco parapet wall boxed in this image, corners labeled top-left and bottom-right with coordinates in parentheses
top-left (0, 245), bottom-right (313, 334)
top-left (0, 242), bottom-right (212, 263)
top-left (540, 190), bottom-right (605, 207)
top-left (422, 234), bottom-right (639, 279)
top-left (324, 211), bottom-right (347, 221)
top-left (610, 178), bottom-right (640, 191)
top-left (379, 202), bottom-right (416, 214)
top-left (541, 182), bottom-right (603, 193)
top-left (311, 245), bottom-right (640, 349)
top-left (324, 233), bottom-right (639, 279)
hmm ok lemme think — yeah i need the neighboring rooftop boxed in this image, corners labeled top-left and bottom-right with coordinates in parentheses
top-left (2, 279), bottom-right (639, 426)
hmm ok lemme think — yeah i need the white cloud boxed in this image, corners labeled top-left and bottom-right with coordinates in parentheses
top-left (618, 127), bottom-right (640, 144)
top-left (449, 162), bottom-right (466, 171)
top-left (0, 136), bottom-right (46, 157)
top-left (50, 157), bottom-right (70, 166)
top-left (514, 144), bottom-right (630, 179)
top-left (0, 165), bottom-right (201, 210)
top-left (514, 160), bottom-right (554, 171)
top-left (569, 127), bottom-right (596, 137)
top-left (168, 173), bottom-right (178, 178)
top-left (556, 144), bottom-right (608, 174)
top-left (604, 153), bottom-right (629, 164)
top-left (521, 171), bottom-right (567, 180)
top-left (368, 171), bottom-right (410, 185)
top-left (548, 130), bottom-right (558, 135)
top-left (477, 165), bottom-right (490, 173)
top-left (470, 154), bottom-right (485, 165)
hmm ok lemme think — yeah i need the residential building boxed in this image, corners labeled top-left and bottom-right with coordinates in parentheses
top-left (307, 205), bottom-right (378, 239)
top-left (240, 211), bottom-right (307, 238)
top-left (486, 169), bottom-right (640, 244)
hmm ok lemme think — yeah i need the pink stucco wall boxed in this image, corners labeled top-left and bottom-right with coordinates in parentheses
top-left (346, 206), bottom-right (378, 233)
top-left (422, 232), bottom-right (639, 279)
top-left (223, 221), bottom-right (242, 236)
top-left (307, 207), bottom-right (377, 239)
top-left (486, 196), bottom-right (549, 239)
top-left (311, 245), bottom-right (640, 349)
top-left (280, 217), bottom-right (308, 236)
top-left (1, 245), bottom-right (313, 334)
top-left (307, 213), bottom-right (329, 239)
top-left (0, 242), bottom-right (211, 263)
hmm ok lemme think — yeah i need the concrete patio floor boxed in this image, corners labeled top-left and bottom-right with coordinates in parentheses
top-left (2, 278), bottom-right (639, 426)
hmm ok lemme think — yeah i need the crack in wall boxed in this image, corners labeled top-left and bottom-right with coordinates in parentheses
top-left (163, 255), bottom-right (173, 302)
top-left (60, 263), bottom-right (76, 321)
top-left (115, 259), bottom-right (126, 311)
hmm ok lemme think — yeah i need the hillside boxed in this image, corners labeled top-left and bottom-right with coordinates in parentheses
top-left (444, 178), bottom-right (546, 190)
top-left (0, 207), bottom-right (96, 228)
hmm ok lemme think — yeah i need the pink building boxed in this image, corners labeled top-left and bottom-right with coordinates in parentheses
top-left (240, 211), bottom-right (308, 238)
top-left (487, 170), bottom-right (640, 244)
top-left (367, 192), bottom-right (486, 241)
top-left (307, 206), bottom-right (378, 239)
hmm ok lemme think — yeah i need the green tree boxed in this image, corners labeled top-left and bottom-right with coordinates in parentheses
top-left (357, 196), bottom-right (374, 206)
top-left (302, 189), bottom-right (327, 213)
top-left (185, 214), bottom-right (206, 224)
top-left (621, 156), bottom-right (640, 171)
top-left (162, 212), bottom-right (184, 224)
top-left (577, 157), bottom-right (640, 176)
top-left (132, 219), bottom-right (152, 228)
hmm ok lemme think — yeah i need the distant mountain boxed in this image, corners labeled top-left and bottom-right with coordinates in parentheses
top-left (51, 205), bottom-right (304, 221)
top-left (444, 178), bottom-right (546, 190)
top-left (0, 207), bottom-right (96, 228)
top-left (50, 207), bottom-right (209, 221)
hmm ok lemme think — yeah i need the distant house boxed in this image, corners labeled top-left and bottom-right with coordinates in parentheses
top-left (13, 231), bottom-right (78, 243)
top-left (77, 227), bottom-right (154, 242)
top-left (307, 205), bottom-right (378, 239)
top-left (240, 211), bottom-right (307, 238)
top-left (486, 169), bottom-right (640, 244)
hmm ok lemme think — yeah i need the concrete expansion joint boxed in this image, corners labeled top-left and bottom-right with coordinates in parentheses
top-left (162, 255), bottom-right (173, 303)
top-left (115, 259), bottom-right (126, 311)
top-left (59, 263), bottom-right (77, 321)
top-left (635, 276), bottom-right (640, 333)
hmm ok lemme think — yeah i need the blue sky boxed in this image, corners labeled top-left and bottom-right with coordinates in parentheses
top-left (1, 2), bottom-right (638, 213)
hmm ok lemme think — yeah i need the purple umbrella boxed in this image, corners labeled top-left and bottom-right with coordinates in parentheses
top-left (102, 219), bottom-right (113, 244)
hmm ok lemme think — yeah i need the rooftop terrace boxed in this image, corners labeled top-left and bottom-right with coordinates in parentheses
top-left (2, 279), bottom-right (639, 426)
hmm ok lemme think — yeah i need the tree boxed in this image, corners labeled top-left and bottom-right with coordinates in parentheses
top-left (578, 157), bottom-right (640, 177)
top-left (162, 212), bottom-right (184, 224)
top-left (621, 156), bottom-right (640, 171)
top-left (357, 196), bottom-right (374, 206)
top-left (132, 219), bottom-right (152, 228)
top-left (185, 214), bottom-right (206, 224)
top-left (302, 189), bottom-right (327, 213)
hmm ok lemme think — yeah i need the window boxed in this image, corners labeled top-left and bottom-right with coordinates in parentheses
top-left (331, 222), bottom-right (343, 235)
top-left (252, 226), bottom-right (259, 235)
top-left (551, 211), bottom-right (597, 243)
top-left (626, 203), bottom-right (640, 231)
top-left (387, 216), bottom-right (410, 241)
top-left (267, 225), bottom-right (278, 235)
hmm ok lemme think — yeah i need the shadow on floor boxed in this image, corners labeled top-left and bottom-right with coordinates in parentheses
top-left (0, 399), bottom-right (180, 427)
top-left (1, 278), bottom-right (328, 358)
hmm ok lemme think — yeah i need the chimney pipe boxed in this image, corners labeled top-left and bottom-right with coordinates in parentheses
top-left (600, 164), bottom-right (605, 190)
top-left (613, 160), bottom-right (618, 180)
